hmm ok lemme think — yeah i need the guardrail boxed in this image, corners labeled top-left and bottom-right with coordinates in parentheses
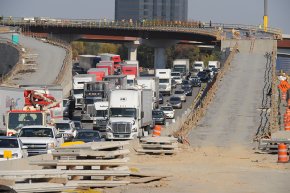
top-left (0, 17), bottom-right (283, 40)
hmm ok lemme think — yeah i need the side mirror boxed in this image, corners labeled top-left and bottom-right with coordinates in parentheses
top-left (56, 134), bottom-right (62, 138)
top-left (141, 111), bottom-right (144, 119)
top-left (22, 146), bottom-right (28, 149)
top-left (2, 115), bottom-right (6, 126)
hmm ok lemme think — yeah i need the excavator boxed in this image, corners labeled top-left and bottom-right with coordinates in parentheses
top-left (6, 89), bottom-right (62, 136)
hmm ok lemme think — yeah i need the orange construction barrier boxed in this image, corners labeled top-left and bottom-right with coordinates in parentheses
top-left (278, 143), bottom-right (289, 163)
top-left (152, 125), bottom-right (161, 137)
top-left (285, 122), bottom-right (290, 131)
top-left (288, 99), bottom-right (290, 107)
top-left (287, 108), bottom-right (290, 115)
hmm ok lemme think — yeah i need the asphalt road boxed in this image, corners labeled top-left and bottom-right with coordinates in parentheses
top-left (0, 33), bottom-right (66, 85)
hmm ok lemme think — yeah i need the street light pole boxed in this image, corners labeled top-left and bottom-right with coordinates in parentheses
top-left (264, 0), bottom-right (268, 32)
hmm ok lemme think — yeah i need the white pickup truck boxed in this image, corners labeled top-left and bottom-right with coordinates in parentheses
top-left (18, 125), bottom-right (64, 156)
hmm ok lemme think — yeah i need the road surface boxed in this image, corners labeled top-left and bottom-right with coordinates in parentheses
top-left (0, 33), bottom-right (66, 85)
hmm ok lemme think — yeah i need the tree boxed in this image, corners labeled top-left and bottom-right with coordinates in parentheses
top-left (98, 43), bottom-right (119, 54)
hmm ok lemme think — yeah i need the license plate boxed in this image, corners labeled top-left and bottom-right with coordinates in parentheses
top-left (4, 150), bottom-right (12, 159)
top-left (119, 134), bottom-right (124, 138)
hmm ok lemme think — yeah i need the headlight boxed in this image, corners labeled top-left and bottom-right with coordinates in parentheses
top-left (47, 142), bottom-right (55, 149)
top-left (132, 127), bottom-right (137, 132)
top-left (12, 153), bottom-right (19, 158)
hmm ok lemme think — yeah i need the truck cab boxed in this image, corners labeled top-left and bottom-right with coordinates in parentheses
top-left (155, 69), bottom-right (172, 96)
top-left (193, 61), bottom-right (205, 72)
top-left (106, 89), bottom-right (153, 140)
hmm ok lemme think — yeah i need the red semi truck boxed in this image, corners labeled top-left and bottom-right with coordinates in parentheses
top-left (96, 61), bottom-right (114, 75)
top-left (100, 53), bottom-right (121, 72)
top-left (87, 68), bottom-right (107, 81)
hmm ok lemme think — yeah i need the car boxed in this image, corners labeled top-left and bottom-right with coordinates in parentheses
top-left (160, 106), bottom-right (175, 119)
top-left (171, 72), bottom-right (182, 84)
top-left (62, 98), bottom-right (75, 119)
top-left (18, 125), bottom-right (64, 156)
top-left (159, 93), bottom-right (164, 104)
top-left (204, 69), bottom-right (213, 78)
top-left (55, 120), bottom-right (76, 142)
top-left (169, 96), bottom-right (182, 109)
top-left (74, 121), bottom-right (83, 130)
top-left (0, 136), bottom-right (28, 161)
top-left (174, 90), bottom-right (186, 102)
top-left (212, 67), bottom-right (219, 75)
top-left (191, 77), bottom-right (201, 87)
top-left (152, 110), bottom-right (166, 125)
top-left (197, 71), bottom-right (210, 82)
top-left (181, 79), bottom-right (192, 89)
top-left (73, 130), bottom-right (103, 143)
top-left (183, 85), bottom-right (193, 96)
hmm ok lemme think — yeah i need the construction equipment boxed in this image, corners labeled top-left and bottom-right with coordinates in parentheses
top-left (6, 89), bottom-right (62, 136)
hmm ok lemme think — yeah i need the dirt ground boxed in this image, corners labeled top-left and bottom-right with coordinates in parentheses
top-left (107, 142), bottom-right (290, 193)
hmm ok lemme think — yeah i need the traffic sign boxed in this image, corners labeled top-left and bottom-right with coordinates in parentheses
top-left (278, 80), bottom-right (290, 93)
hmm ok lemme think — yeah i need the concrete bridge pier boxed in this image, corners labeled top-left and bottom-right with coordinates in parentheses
top-left (142, 39), bottom-right (179, 69)
top-left (125, 40), bottom-right (140, 61)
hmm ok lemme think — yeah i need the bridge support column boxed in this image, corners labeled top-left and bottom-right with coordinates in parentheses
top-left (154, 48), bottom-right (166, 69)
top-left (142, 39), bottom-right (179, 69)
top-left (125, 40), bottom-right (140, 61)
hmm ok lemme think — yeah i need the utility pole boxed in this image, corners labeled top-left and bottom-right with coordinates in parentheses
top-left (264, 0), bottom-right (268, 32)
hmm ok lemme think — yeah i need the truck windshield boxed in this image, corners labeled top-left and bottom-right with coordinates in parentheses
top-left (159, 79), bottom-right (169, 83)
top-left (8, 112), bottom-right (43, 131)
top-left (110, 108), bottom-right (136, 118)
top-left (73, 89), bottom-right (83, 95)
top-left (96, 110), bottom-right (108, 117)
top-left (173, 67), bottom-right (185, 73)
top-left (194, 64), bottom-right (202, 67)
top-left (0, 139), bottom-right (19, 148)
top-left (55, 123), bottom-right (71, 130)
top-left (18, 128), bottom-right (53, 138)
top-left (209, 65), bottom-right (215, 68)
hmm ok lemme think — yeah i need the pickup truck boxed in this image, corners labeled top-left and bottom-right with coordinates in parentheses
top-left (18, 125), bottom-right (64, 156)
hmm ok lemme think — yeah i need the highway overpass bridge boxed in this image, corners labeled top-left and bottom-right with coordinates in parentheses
top-left (1, 18), bottom-right (282, 68)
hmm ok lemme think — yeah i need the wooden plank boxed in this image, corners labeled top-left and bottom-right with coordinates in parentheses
top-left (141, 143), bottom-right (178, 149)
top-left (52, 149), bottom-right (130, 158)
top-left (12, 183), bottom-right (64, 193)
top-left (65, 180), bottom-right (130, 188)
top-left (140, 137), bottom-right (178, 143)
top-left (137, 149), bottom-right (176, 154)
top-left (30, 158), bottom-right (129, 166)
top-left (0, 178), bottom-right (15, 186)
top-left (0, 169), bottom-right (67, 179)
top-left (58, 141), bottom-right (129, 151)
top-left (64, 170), bottom-right (130, 176)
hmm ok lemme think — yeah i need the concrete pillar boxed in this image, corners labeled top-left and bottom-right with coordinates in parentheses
top-left (125, 40), bottom-right (140, 61)
top-left (142, 39), bottom-right (179, 69)
top-left (154, 47), bottom-right (166, 69)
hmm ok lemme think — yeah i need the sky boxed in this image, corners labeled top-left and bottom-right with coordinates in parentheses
top-left (0, 0), bottom-right (289, 33)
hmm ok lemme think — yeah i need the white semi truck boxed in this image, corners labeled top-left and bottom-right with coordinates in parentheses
top-left (72, 74), bottom-right (96, 109)
top-left (155, 69), bottom-right (172, 96)
top-left (173, 59), bottom-right (190, 77)
top-left (193, 61), bottom-right (205, 72)
top-left (106, 89), bottom-right (154, 140)
top-left (136, 76), bottom-right (159, 109)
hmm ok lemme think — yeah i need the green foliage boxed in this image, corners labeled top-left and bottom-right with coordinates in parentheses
top-left (137, 45), bottom-right (154, 68)
top-left (98, 43), bottom-right (119, 54)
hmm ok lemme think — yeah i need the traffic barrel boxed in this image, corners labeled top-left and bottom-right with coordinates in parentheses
top-left (152, 125), bottom-right (161, 137)
top-left (278, 143), bottom-right (289, 163)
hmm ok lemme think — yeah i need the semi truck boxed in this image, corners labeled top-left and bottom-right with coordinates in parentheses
top-left (208, 61), bottom-right (221, 70)
top-left (173, 59), bottom-right (190, 77)
top-left (72, 74), bottom-right (96, 109)
top-left (103, 75), bottom-right (128, 90)
top-left (96, 61), bottom-right (114, 75)
top-left (81, 82), bottom-right (113, 133)
top-left (136, 76), bottom-right (159, 109)
top-left (79, 55), bottom-right (101, 72)
top-left (99, 53), bottom-right (122, 73)
top-left (106, 89), bottom-right (154, 140)
top-left (155, 69), bottom-right (172, 96)
top-left (87, 68), bottom-right (107, 81)
top-left (193, 61), bottom-right (205, 72)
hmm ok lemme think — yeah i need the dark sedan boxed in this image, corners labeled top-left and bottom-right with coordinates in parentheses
top-left (191, 77), bottom-right (201, 87)
top-left (183, 85), bottom-right (193, 96)
top-left (197, 71), bottom-right (210, 82)
top-left (169, 96), bottom-right (182, 109)
top-left (73, 130), bottom-right (103, 143)
top-left (152, 110), bottom-right (166, 125)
